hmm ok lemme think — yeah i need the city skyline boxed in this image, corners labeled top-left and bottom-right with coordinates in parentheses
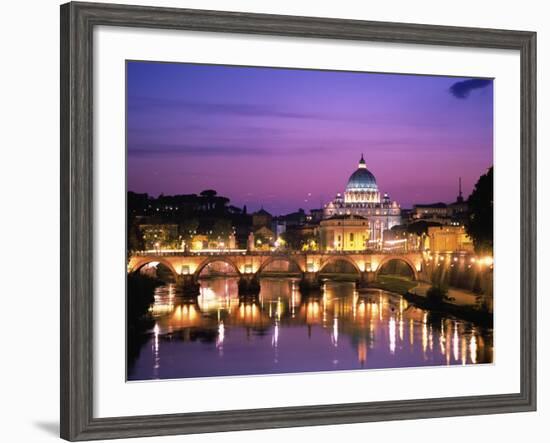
top-left (127, 61), bottom-right (493, 214)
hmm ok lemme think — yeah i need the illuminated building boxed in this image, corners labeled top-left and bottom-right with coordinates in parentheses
top-left (189, 233), bottom-right (237, 251)
top-left (412, 202), bottom-right (449, 220)
top-left (427, 225), bottom-right (474, 253)
top-left (139, 224), bottom-right (179, 250)
top-left (319, 214), bottom-right (370, 251)
top-left (323, 155), bottom-right (401, 243)
top-left (382, 227), bottom-right (422, 252)
top-left (190, 234), bottom-right (209, 251)
top-left (253, 226), bottom-right (275, 250)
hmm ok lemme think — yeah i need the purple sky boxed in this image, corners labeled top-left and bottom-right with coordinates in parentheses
top-left (127, 61), bottom-right (493, 214)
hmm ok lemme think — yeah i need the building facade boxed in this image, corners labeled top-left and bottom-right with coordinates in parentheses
top-left (411, 178), bottom-right (469, 225)
top-left (138, 224), bottom-right (179, 250)
top-left (427, 225), bottom-right (474, 253)
top-left (323, 155), bottom-right (401, 243)
top-left (319, 215), bottom-right (371, 251)
top-left (252, 208), bottom-right (272, 228)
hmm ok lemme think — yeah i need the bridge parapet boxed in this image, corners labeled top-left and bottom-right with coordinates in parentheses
top-left (128, 250), bottom-right (426, 283)
top-left (132, 249), bottom-right (421, 257)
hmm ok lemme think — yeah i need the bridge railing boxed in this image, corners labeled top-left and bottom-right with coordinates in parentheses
top-left (132, 248), bottom-right (424, 257)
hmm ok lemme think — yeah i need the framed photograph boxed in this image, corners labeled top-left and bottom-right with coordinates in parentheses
top-left (60, 1), bottom-right (536, 440)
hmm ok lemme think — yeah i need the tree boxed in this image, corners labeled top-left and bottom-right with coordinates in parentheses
top-left (180, 218), bottom-right (199, 239)
top-left (211, 219), bottom-right (232, 239)
top-left (127, 273), bottom-right (160, 323)
top-left (404, 220), bottom-right (441, 236)
top-left (127, 220), bottom-right (144, 257)
top-left (281, 229), bottom-right (303, 250)
top-left (466, 167), bottom-right (493, 253)
top-left (280, 228), bottom-right (318, 251)
top-left (200, 189), bottom-right (217, 198)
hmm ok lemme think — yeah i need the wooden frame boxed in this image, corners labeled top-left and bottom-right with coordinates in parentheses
top-left (60, 1), bottom-right (537, 440)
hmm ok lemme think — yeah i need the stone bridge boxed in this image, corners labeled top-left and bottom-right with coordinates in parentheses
top-left (128, 250), bottom-right (424, 284)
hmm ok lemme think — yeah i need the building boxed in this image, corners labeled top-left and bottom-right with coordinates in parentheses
top-left (308, 208), bottom-right (324, 223)
top-left (253, 226), bottom-right (275, 250)
top-left (447, 178), bottom-right (469, 224)
top-left (319, 215), bottom-right (370, 251)
top-left (411, 178), bottom-right (469, 225)
top-left (190, 234), bottom-right (209, 251)
top-left (383, 226), bottom-right (422, 252)
top-left (281, 208), bottom-right (307, 227)
top-left (427, 225), bottom-right (474, 253)
top-left (252, 208), bottom-right (272, 229)
top-left (138, 224), bottom-right (179, 250)
top-left (284, 223), bottom-right (319, 251)
top-left (323, 155), bottom-right (401, 242)
top-left (272, 209), bottom-right (309, 246)
top-left (273, 220), bottom-right (286, 239)
top-left (412, 202), bottom-right (449, 221)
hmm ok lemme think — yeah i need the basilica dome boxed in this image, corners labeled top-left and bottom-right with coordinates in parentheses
top-left (345, 155), bottom-right (378, 192)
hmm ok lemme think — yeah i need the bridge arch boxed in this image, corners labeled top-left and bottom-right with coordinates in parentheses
top-left (375, 256), bottom-right (418, 281)
top-left (319, 256), bottom-right (361, 274)
top-left (128, 257), bottom-right (178, 277)
top-left (194, 257), bottom-right (241, 279)
top-left (257, 256), bottom-right (304, 275)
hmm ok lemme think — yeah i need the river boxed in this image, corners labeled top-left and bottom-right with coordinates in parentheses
top-left (127, 277), bottom-right (493, 381)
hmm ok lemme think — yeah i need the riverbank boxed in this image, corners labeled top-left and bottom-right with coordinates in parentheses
top-left (367, 275), bottom-right (417, 294)
top-left (369, 276), bottom-right (493, 327)
top-left (403, 291), bottom-right (493, 327)
top-left (409, 282), bottom-right (478, 306)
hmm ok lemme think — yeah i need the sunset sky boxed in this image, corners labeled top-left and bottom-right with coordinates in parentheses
top-left (127, 61), bottom-right (493, 214)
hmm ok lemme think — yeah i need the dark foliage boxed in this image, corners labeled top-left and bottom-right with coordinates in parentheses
top-left (426, 284), bottom-right (449, 305)
top-left (392, 220), bottom-right (442, 236)
top-left (466, 167), bottom-right (493, 253)
top-left (127, 190), bottom-right (254, 249)
top-left (127, 272), bottom-right (160, 323)
top-left (281, 228), bottom-right (316, 250)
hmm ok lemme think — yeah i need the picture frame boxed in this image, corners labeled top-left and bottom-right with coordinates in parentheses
top-left (60, 1), bottom-right (537, 440)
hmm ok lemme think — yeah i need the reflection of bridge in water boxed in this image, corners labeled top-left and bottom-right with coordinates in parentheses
top-left (147, 279), bottom-right (490, 368)
top-left (154, 281), bottom-right (412, 337)
top-left (129, 250), bottom-right (425, 294)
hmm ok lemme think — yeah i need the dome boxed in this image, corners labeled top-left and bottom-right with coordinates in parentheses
top-left (345, 155), bottom-right (378, 192)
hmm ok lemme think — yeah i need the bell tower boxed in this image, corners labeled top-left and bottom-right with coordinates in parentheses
top-left (456, 177), bottom-right (464, 203)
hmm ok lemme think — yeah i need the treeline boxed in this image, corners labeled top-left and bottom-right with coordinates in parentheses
top-left (128, 190), bottom-right (253, 250)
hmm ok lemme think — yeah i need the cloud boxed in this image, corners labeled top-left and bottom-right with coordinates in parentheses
top-left (127, 136), bottom-right (473, 159)
top-left (128, 142), bottom-right (408, 158)
top-left (128, 96), bottom-right (333, 120)
top-left (128, 144), bottom-right (262, 157)
top-left (449, 79), bottom-right (492, 99)
top-left (127, 123), bottom-right (288, 138)
top-left (127, 143), bottom-right (335, 158)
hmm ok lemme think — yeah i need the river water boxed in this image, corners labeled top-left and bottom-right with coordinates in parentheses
top-left (127, 277), bottom-right (493, 381)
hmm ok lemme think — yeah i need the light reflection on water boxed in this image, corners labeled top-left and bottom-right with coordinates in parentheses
top-left (128, 277), bottom-right (493, 381)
